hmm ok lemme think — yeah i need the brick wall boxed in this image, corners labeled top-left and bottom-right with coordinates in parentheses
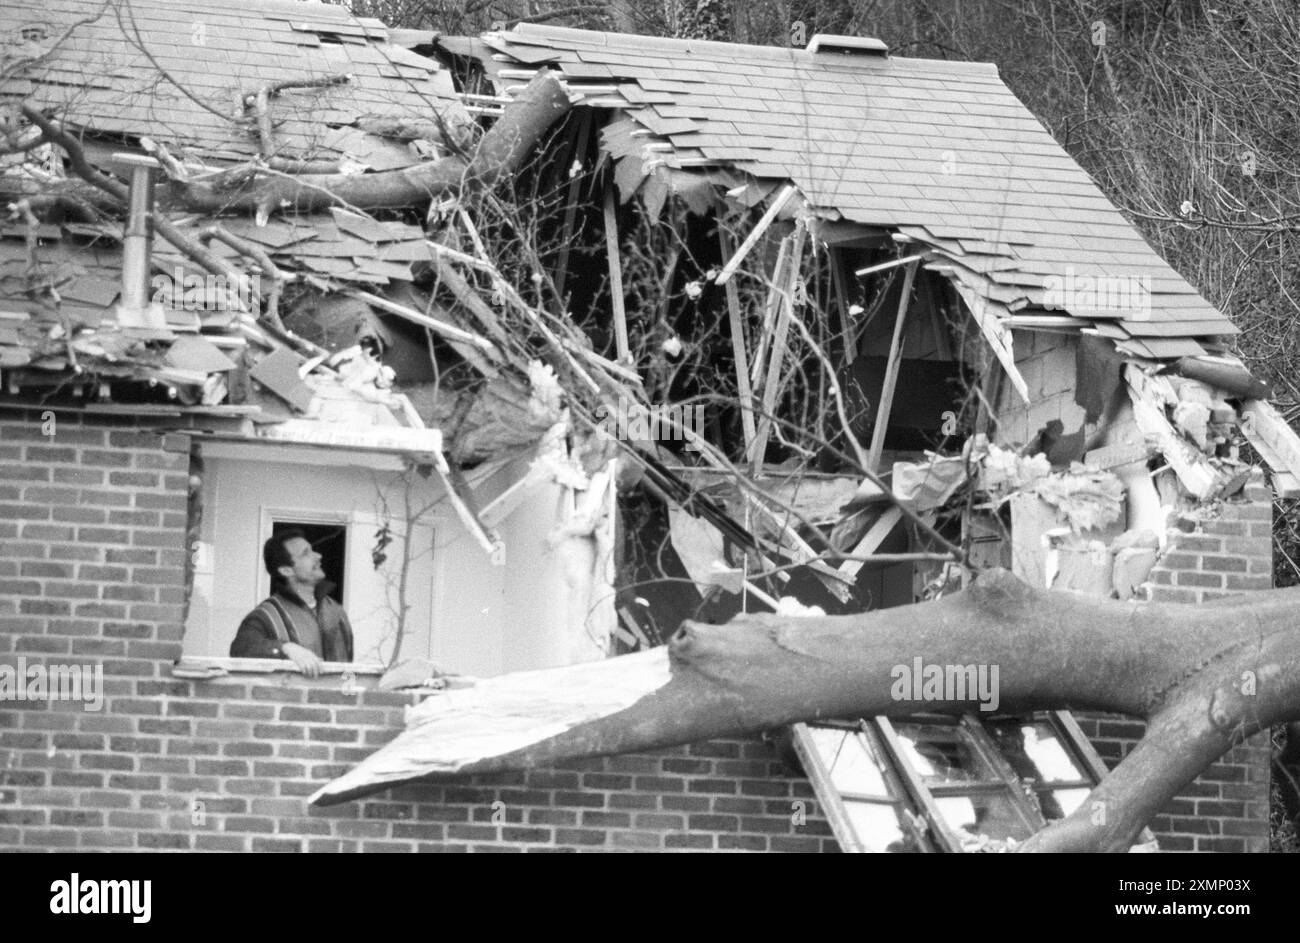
top-left (1076, 473), bottom-right (1274, 853)
top-left (0, 676), bottom-right (834, 852)
top-left (0, 409), bottom-right (833, 852)
top-left (0, 408), bottom-right (1275, 852)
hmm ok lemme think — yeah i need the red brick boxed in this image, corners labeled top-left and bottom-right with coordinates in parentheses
top-left (554, 828), bottom-right (608, 846)
top-left (1177, 571), bottom-right (1223, 588)
top-left (611, 830), bottom-right (663, 849)
top-left (1174, 535), bottom-right (1223, 552)
top-left (664, 832), bottom-right (712, 849)
top-left (52, 509), bottom-right (109, 527)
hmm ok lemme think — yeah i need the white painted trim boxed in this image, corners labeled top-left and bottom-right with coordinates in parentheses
top-left (257, 505), bottom-right (356, 605)
top-left (198, 439), bottom-right (409, 471)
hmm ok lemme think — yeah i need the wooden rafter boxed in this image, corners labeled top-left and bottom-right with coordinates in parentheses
top-left (748, 223), bottom-right (807, 471)
top-left (866, 260), bottom-right (918, 473)
top-left (717, 226), bottom-right (757, 450)
top-left (602, 176), bottom-right (631, 364)
top-left (715, 184), bottom-right (797, 285)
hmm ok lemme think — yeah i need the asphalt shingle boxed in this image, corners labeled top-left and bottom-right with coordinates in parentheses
top-left (3, 0), bottom-right (469, 166)
top-left (486, 23), bottom-right (1232, 341)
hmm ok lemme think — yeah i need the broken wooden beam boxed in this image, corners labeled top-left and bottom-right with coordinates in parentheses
top-left (717, 226), bottom-right (757, 450)
top-left (345, 289), bottom-right (501, 378)
top-left (748, 224), bottom-right (807, 471)
top-left (746, 234), bottom-right (792, 391)
top-left (715, 184), bottom-right (797, 285)
top-left (838, 506), bottom-right (903, 579)
top-left (866, 259), bottom-right (918, 472)
top-left (946, 278), bottom-right (1031, 404)
top-left (855, 253), bottom-right (928, 277)
top-left (554, 111), bottom-right (592, 301)
top-left (829, 246), bottom-right (855, 367)
top-left (1240, 398), bottom-right (1300, 498)
top-left (432, 462), bottom-right (506, 564)
top-left (603, 177), bottom-right (632, 364)
top-left (1124, 364), bottom-right (1222, 500)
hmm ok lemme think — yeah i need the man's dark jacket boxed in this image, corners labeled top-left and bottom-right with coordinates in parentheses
top-left (230, 582), bottom-right (353, 662)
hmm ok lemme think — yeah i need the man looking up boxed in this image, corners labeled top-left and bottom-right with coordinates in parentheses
top-left (230, 529), bottom-right (353, 677)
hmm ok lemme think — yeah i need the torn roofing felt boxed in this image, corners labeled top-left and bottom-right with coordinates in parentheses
top-left (1, 0), bottom-right (470, 166)
top-left (468, 23), bottom-right (1236, 359)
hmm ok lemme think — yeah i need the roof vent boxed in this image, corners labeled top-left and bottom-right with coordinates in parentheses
top-left (806, 34), bottom-right (888, 57)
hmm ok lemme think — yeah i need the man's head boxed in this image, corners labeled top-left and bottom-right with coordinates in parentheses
top-left (264, 529), bottom-right (325, 592)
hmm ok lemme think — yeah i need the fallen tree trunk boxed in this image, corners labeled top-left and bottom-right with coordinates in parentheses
top-left (160, 71), bottom-right (571, 215)
top-left (311, 568), bottom-right (1300, 853)
top-left (21, 71), bottom-right (569, 219)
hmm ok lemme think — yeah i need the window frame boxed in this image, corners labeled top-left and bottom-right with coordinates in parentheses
top-left (796, 710), bottom-right (1156, 853)
top-left (180, 438), bottom-right (444, 678)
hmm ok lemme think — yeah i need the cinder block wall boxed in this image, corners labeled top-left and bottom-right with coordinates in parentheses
top-left (997, 330), bottom-right (1089, 447)
top-left (1075, 476), bottom-right (1274, 852)
top-left (0, 410), bottom-right (833, 852)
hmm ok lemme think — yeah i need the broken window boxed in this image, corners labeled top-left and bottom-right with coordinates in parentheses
top-left (794, 711), bottom-right (1146, 852)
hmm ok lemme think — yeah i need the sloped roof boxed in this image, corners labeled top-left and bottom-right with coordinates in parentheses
top-left (475, 24), bottom-right (1236, 357)
top-left (2, 0), bottom-right (468, 165)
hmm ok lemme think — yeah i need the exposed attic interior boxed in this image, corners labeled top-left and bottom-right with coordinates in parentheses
top-left (5, 5), bottom-right (1299, 627)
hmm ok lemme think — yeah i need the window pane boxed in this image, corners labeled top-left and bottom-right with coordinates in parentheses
top-left (806, 726), bottom-right (888, 797)
top-left (892, 722), bottom-right (1000, 785)
top-left (843, 801), bottom-right (926, 853)
top-left (988, 720), bottom-right (1086, 783)
top-left (935, 793), bottom-right (1038, 846)
top-left (1041, 787), bottom-right (1091, 820)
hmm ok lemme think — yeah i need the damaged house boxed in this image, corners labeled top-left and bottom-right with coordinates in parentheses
top-left (1, 1), bottom-right (1296, 852)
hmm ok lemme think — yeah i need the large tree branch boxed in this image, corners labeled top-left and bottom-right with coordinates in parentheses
top-left (310, 569), bottom-right (1300, 853)
top-left (158, 70), bottom-right (570, 215)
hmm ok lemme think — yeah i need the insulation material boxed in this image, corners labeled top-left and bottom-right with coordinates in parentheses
top-left (1010, 493), bottom-right (1126, 594)
top-left (1033, 468), bottom-right (1125, 533)
top-left (892, 454), bottom-right (970, 512)
top-left (980, 444), bottom-right (1051, 499)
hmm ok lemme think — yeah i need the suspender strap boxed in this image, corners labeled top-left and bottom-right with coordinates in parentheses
top-left (256, 598), bottom-right (298, 647)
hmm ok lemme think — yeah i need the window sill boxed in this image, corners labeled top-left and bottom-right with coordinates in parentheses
top-left (172, 656), bottom-right (387, 680)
